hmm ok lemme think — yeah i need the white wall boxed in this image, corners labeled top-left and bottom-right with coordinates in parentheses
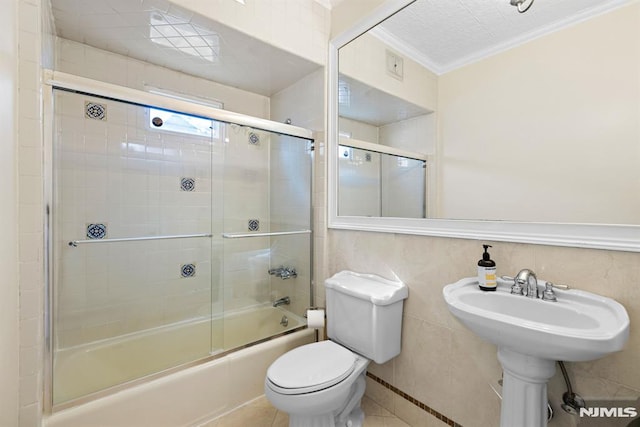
top-left (438, 3), bottom-right (640, 223)
top-left (330, 0), bottom-right (387, 38)
top-left (0, 0), bottom-right (20, 425)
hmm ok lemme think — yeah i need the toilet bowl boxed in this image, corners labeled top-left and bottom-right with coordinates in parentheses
top-left (264, 271), bottom-right (408, 427)
top-left (265, 340), bottom-right (370, 427)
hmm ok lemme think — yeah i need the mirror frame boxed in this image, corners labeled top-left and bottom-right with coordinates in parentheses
top-left (327, 0), bottom-right (640, 252)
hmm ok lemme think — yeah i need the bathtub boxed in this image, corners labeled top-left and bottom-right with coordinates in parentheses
top-left (46, 306), bottom-right (314, 427)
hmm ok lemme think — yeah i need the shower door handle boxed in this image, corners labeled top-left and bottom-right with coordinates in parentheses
top-left (222, 230), bottom-right (312, 239)
top-left (68, 233), bottom-right (213, 247)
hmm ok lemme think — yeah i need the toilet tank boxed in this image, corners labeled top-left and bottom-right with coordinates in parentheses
top-left (325, 271), bottom-right (408, 364)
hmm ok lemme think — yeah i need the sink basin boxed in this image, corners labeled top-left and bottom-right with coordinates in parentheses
top-left (443, 276), bottom-right (629, 427)
top-left (443, 277), bottom-right (629, 362)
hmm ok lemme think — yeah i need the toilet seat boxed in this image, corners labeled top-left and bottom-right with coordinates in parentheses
top-left (266, 341), bottom-right (356, 395)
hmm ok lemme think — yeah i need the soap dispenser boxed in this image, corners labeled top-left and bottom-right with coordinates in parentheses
top-left (478, 245), bottom-right (497, 291)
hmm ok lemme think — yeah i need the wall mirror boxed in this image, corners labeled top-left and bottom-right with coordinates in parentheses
top-left (328, 0), bottom-right (640, 251)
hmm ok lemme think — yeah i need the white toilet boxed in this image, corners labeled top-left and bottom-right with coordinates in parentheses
top-left (264, 270), bottom-right (408, 427)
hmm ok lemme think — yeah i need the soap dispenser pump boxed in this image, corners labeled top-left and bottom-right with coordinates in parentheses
top-left (478, 244), bottom-right (497, 291)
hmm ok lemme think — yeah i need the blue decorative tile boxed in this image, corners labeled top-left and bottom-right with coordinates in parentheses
top-left (85, 102), bottom-right (106, 121)
top-left (181, 263), bottom-right (196, 278)
top-left (86, 223), bottom-right (107, 239)
top-left (180, 177), bottom-right (195, 192)
top-left (248, 132), bottom-right (259, 145)
top-left (248, 219), bottom-right (260, 232)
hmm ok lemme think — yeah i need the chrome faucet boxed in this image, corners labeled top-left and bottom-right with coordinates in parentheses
top-left (273, 296), bottom-right (290, 307)
top-left (268, 266), bottom-right (297, 280)
top-left (507, 270), bottom-right (567, 301)
top-left (514, 269), bottom-right (538, 298)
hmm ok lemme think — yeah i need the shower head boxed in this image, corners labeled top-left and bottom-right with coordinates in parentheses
top-left (510, 0), bottom-right (535, 13)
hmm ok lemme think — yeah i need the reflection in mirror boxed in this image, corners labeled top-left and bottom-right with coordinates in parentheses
top-left (338, 29), bottom-right (437, 219)
top-left (338, 143), bottom-right (426, 218)
top-left (335, 0), bottom-right (640, 225)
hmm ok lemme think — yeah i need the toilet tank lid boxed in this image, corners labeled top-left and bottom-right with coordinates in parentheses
top-left (325, 271), bottom-right (408, 305)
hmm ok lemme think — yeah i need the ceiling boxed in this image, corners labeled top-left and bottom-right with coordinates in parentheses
top-left (50, 0), bottom-right (633, 112)
top-left (376, 0), bottom-right (633, 74)
top-left (50, 0), bottom-right (321, 96)
top-left (337, 0), bottom-right (633, 125)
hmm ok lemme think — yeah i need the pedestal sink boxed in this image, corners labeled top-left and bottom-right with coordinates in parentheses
top-left (443, 277), bottom-right (629, 427)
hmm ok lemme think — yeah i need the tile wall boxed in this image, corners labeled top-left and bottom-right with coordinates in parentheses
top-left (9, 0), bottom-right (325, 423)
top-left (51, 85), bottom-right (315, 407)
top-left (221, 125), bottom-right (271, 313)
top-left (327, 230), bottom-right (640, 426)
top-left (17, 0), bottom-right (46, 424)
top-left (53, 40), bottom-right (316, 326)
top-left (51, 73), bottom-right (316, 345)
top-left (220, 125), bottom-right (314, 318)
top-left (14, 7), bottom-right (321, 422)
top-left (268, 135), bottom-right (313, 318)
top-left (53, 90), bottom-right (218, 347)
top-left (56, 38), bottom-right (271, 120)
top-left (270, 69), bottom-right (325, 314)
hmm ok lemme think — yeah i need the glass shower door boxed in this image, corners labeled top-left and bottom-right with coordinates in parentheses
top-left (220, 126), bottom-right (313, 351)
top-left (51, 90), bottom-right (220, 405)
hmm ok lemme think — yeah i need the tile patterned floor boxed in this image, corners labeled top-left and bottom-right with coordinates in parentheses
top-left (203, 395), bottom-right (411, 427)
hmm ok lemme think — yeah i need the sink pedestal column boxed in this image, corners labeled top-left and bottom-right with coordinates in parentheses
top-left (497, 347), bottom-right (556, 427)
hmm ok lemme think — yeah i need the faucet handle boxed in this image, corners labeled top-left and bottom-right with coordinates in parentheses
top-left (503, 276), bottom-right (524, 295)
top-left (510, 282), bottom-right (524, 295)
top-left (541, 282), bottom-right (557, 302)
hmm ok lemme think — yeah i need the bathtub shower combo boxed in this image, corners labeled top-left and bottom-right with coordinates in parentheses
top-left (45, 72), bottom-right (313, 409)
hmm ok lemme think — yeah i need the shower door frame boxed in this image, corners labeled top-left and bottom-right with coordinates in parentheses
top-left (42, 70), bottom-right (315, 413)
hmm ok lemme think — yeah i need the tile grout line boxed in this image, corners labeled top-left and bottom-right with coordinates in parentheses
top-left (366, 372), bottom-right (463, 427)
